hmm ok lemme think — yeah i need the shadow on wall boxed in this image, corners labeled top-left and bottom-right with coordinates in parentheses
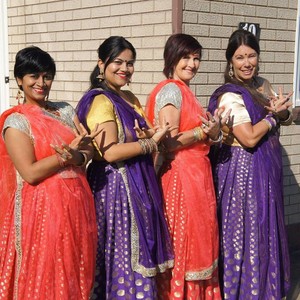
top-left (282, 144), bottom-right (300, 300)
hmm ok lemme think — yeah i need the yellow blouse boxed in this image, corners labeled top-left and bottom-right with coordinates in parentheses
top-left (86, 91), bottom-right (147, 159)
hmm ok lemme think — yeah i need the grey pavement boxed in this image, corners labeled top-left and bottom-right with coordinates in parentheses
top-left (288, 249), bottom-right (300, 300)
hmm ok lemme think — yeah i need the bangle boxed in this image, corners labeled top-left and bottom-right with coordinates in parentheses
top-left (262, 114), bottom-right (277, 131)
top-left (262, 119), bottom-right (272, 131)
top-left (209, 131), bottom-right (223, 144)
top-left (193, 126), bottom-right (204, 142)
top-left (138, 138), bottom-right (158, 154)
top-left (76, 151), bottom-right (88, 166)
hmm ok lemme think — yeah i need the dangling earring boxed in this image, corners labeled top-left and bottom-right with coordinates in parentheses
top-left (229, 65), bottom-right (234, 79)
top-left (96, 69), bottom-right (104, 82)
top-left (16, 89), bottom-right (24, 105)
top-left (126, 79), bottom-right (133, 91)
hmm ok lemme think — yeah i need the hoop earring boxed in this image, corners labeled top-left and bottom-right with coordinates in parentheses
top-left (16, 89), bottom-right (24, 105)
top-left (229, 65), bottom-right (234, 79)
top-left (96, 70), bottom-right (104, 82)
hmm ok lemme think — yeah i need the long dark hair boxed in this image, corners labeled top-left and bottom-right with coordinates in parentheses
top-left (89, 36), bottom-right (136, 91)
top-left (224, 29), bottom-right (268, 107)
top-left (163, 33), bottom-right (202, 78)
top-left (14, 46), bottom-right (56, 90)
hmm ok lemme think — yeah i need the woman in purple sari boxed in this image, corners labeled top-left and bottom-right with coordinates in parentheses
top-left (76, 36), bottom-right (174, 299)
top-left (207, 29), bottom-right (292, 299)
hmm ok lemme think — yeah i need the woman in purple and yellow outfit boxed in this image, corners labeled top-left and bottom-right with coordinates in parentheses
top-left (76, 36), bottom-right (174, 299)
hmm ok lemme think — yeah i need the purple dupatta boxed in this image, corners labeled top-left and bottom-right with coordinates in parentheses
top-left (76, 89), bottom-right (173, 273)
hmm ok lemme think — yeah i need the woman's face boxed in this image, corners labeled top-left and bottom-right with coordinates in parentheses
top-left (17, 72), bottom-right (53, 105)
top-left (231, 44), bottom-right (258, 83)
top-left (173, 53), bottom-right (200, 85)
top-left (100, 49), bottom-right (135, 92)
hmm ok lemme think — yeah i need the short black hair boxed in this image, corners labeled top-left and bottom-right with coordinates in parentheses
top-left (14, 46), bottom-right (56, 82)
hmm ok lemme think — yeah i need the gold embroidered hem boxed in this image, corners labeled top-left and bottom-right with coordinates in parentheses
top-left (185, 259), bottom-right (219, 281)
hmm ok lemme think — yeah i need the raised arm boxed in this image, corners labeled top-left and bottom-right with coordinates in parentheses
top-left (220, 92), bottom-right (277, 148)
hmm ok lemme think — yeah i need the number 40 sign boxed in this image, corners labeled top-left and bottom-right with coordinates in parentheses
top-left (239, 22), bottom-right (261, 40)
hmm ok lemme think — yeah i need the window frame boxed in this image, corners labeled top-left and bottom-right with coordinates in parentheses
top-left (293, 0), bottom-right (300, 107)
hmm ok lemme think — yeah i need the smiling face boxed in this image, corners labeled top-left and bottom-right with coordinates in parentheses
top-left (231, 44), bottom-right (258, 83)
top-left (173, 53), bottom-right (200, 85)
top-left (17, 72), bottom-right (53, 105)
top-left (99, 48), bottom-right (135, 92)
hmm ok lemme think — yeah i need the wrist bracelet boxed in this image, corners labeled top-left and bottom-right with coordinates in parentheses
top-left (76, 151), bottom-right (88, 166)
top-left (262, 119), bottom-right (272, 131)
top-left (193, 126), bottom-right (204, 142)
top-left (263, 114), bottom-right (277, 131)
top-left (138, 138), bottom-right (158, 155)
top-left (209, 130), bottom-right (223, 144)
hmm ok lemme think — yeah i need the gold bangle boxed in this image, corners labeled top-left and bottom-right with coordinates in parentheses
top-left (193, 126), bottom-right (204, 141)
top-left (138, 138), bottom-right (158, 154)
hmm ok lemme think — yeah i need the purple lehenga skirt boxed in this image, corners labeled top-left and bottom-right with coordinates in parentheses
top-left (211, 142), bottom-right (290, 299)
top-left (88, 159), bottom-right (173, 299)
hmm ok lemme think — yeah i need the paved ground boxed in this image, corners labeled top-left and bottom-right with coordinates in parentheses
top-left (288, 249), bottom-right (300, 300)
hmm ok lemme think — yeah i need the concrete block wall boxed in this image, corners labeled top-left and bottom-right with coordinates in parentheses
top-left (182, 0), bottom-right (300, 227)
top-left (7, 0), bottom-right (173, 107)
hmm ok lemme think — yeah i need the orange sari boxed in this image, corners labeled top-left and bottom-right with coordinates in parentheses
top-left (147, 80), bottom-right (221, 299)
top-left (0, 104), bottom-right (97, 300)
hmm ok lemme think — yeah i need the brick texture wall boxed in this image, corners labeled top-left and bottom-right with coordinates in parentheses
top-left (7, 0), bottom-right (173, 107)
top-left (183, 0), bottom-right (300, 227)
top-left (6, 0), bottom-right (300, 226)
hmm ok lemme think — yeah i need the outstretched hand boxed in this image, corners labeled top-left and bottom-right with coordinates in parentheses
top-left (51, 142), bottom-right (84, 166)
top-left (265, 87), bottom-right (293, 118)
top-left (151, 118), bottom-right (178, 144)
top-left (50, 123), bottom-right (101, 166)
top-left (199, 107), bottom-right (232, 140)
top-left (133, 119), bottom-right (157, 139)
top-left (70, 123), bottom-right (101, 149)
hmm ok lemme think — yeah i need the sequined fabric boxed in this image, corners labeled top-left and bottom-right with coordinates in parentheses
top-left (147, 79), bottom-right (221, 299)
top-left (88, 161), bottom-right (158, 299)
top-left (77, 89), bottom-right (174, 299)
top-left (208, 84), bottom-right (290, 300)
top-left (154, 82), bottom-right (182, 121)
top-left (0, 103), bottom-right (97, 299)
